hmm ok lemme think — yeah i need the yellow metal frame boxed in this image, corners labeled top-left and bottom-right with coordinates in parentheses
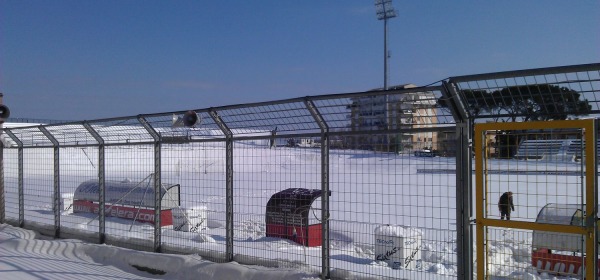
top-left (474, 120), bottom-right (597, 279)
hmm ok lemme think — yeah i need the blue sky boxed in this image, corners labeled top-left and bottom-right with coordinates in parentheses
top-left (1, 1), bottom-right (598, 121)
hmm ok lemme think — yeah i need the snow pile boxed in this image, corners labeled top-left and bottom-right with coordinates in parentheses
top-left (0, 224), bottom-right (319, 280)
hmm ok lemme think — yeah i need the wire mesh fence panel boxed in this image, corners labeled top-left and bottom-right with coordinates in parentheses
top-left (449, 64), bottom-right (600, 122)
top-left (205, 101), bottom-right (324, 270)
top-left (327, 133), bottom-right (457, 279)
top-left (484, 228), bottom-right (588, 279)
top-left (215, 102), bottom-right (320, 137)
top-left (138, 112), bottom-right (229, 257)
top-left (3, 149), bottom-right (19, 221)
top-left (305, 86), bottom-right (459, 279)
top-left (484, 228), bottom-right (538, 276)
top-left (3, 126), bottom-right (56, 233)
top-left (87, 117), bottom-right (155, 145)
top-left (99, 145), bottom-right (157, 251)
top-left (231, 139), bottom-right (323, 273)
top-left (485, 128), bottom-right (586, 222)
top-left (59, 146), bottom-right (99, 242)
top-left (22, 148), bottom-right (55, 234)
top-left (160, 141), bottom-right (227, 260)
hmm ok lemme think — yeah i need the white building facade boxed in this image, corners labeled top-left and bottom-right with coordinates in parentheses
top-left (348, 84), bottom-right (438, 152)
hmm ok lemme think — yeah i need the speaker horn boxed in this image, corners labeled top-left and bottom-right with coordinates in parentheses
top-left (183, 110), bottom-right (201, 127)
top-left (0, 104), bottom-right (10, 119)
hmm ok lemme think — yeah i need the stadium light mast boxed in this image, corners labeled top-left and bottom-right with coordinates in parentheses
top-left (375, 0), bottom-right (397, 151)
top-left (375, 0), bottom-right (397, 90)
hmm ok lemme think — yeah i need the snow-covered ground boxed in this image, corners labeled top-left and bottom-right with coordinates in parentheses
top-left (0, 223), bottom-right (319, 280)
top-left (0, 139), bottom-right (591, 279)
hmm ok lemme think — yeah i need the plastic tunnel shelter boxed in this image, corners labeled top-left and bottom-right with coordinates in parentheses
top-left (73, 179), bottom-right (181, 226)
top-left (531, 203), bottom-right (598, 276)
top-left (265, 188), bottom-right (331, 247)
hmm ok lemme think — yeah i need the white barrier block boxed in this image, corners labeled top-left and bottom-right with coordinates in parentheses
top-left (374, 224), bottom-right (422, 270)
top-left (172, 206), bottom-right (208, 232)
top-left (60, 193), bottom-right (74, 213)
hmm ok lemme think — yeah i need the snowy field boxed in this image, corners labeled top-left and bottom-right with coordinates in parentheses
top-left (0, 223), bottom-right (319, 280)
top-left (0, 139), bottom-right (591, 279)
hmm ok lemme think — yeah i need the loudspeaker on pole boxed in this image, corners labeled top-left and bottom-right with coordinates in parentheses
top-left (183, 110), bottom-right (200, 127)
top-left (0, 104), bottom-right (10, 123)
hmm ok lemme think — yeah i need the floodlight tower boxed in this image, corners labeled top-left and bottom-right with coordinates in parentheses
top-left (375, 0), bottom-right (397, 150)
top-left (375, 0), bottom-right (397, 90)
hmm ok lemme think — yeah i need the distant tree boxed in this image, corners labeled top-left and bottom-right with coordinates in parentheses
top-left (437, 89), bottom-right (494, 119)
top-left (491, 84), bottom-right (591, 121)
top-left (438, 84), bottom-right (591, 121)
top-left (438, 84), bottom-right (591, 158)
top-left (495, 84), bottom-right (591, 157)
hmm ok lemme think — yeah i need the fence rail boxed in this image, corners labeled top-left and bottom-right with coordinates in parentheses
top-left (1, 63), bottom-right (600, 279)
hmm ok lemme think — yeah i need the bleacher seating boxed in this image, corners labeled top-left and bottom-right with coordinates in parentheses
top-left (515, 139), bottom-right (600, 161)
top-left (565, 140), bottom-right (600, 160)
top-left (514, 140), bottom-right (572, 160)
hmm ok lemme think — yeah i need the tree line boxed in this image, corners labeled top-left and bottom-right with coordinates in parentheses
top-left (439, 84), bottom-right (592, 157)
top-left (439, 84), bottom-right (591, 121)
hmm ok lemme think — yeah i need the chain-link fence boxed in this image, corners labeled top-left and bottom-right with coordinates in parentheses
top-left (1, 63), bottom-right (599, 279)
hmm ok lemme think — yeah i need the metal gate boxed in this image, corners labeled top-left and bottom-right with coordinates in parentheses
top-left (474, 119), bottom-right (598, 279)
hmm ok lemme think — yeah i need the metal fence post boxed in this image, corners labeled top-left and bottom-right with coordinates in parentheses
top-left (442, 81), bottom-right (473, 280)
top-left (595, 119), bottom-right (599, 278)
top-left (455, 120), bottom-right (473, 280)
top-left (39, 126), bottom-right (60, 238)
top-left (0, 137), bottom-right (4, 224)
top-left (209, 109), bottom-right (234, 262)
top-left (139, 116), bottom-right (162, 253)
top-left (304, 99), bottom-right (330, 279)
top-left (586, 119), bottom-right (598, 277)
top-left (84, 122), bottom-right (106, 244)
top-left (4, 129), bottom-right (24, 228)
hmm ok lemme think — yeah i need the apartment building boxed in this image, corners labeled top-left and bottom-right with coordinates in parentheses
top-left (347, 84), bottom-right (438, 152)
